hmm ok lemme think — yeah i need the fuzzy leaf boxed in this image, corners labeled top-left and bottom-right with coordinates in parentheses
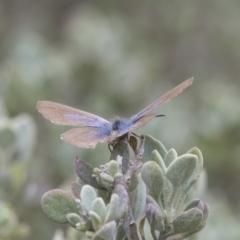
top-left (91, 198), bottom-right (107, 222)
top-left (74, 158), bottom-right (103, 190)
top-left (71, 181), bottom-right (82, 198)
top-left (146, 194), bottom-right (159, 206)
top-left (183, 147), bottom-right (203, 193)
top-left (66, 213), bottom-right (82, 227)
top-left (146, 203), bottom-right (165, 232)
top-left (131, 173), bottom-right (147, 222)
top-left (199, 202), bottom-right (210, 228)
top-left (116, 224), bottom-right (126, 240)
top-left (107, 160), bottom-right (119, 177)
top-left (99, 172), bottom-right (114, 184)
top-left (89, 211), bottom-right (102, 231)
top-left (41, 189), bottom-right (79, 223)
top-left (184, 199), bottom-right (202, 211)
top-left (166, 154), bottom-right (197, 193)
top-left (173, 208), bottom-right (203, 234)
top-left (142, 135), bottom-right (167, 162)
top-left (182, 202), bottom-right (210, 238)
top-left (161, 177), bottom-right (173, 209)
top-left (141, 161), bottom-right (164, 202)
top-left (170, 151), bottom-right (201, 210)
top-left (81, 185), bottom-right (97, 212)
top-left (151, 149), bottom-right (166, 173)
top-left (164, 148), bottom-right (178, 167)
top-left (93, 221), bottom-right (116, 240)
top-left (105, 194), bottom-right (119, 223)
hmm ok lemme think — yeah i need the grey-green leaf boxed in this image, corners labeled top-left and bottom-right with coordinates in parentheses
top-left (71, 181), bottom-right (82, 199)
top-left (142, 135), bottom-right (167, 162)
top-left (151, 149), bottom-right (166, 173)
top-left (184, 199), bottom-right (202, 211)
top-left (91, 198), bottom-right (107, 223)
top-left (173, 208), bottom-right (203, 234)
top-left (66, 213), bottom-right (82, 227)
top-left (93, 221), bottom-right (116, 240)
top-left (41, 189), bottom-right (79, 223)
top-left (146, 203), bottom-right (165, 232)
top-left (107, 160), bottom-right (119, 177)
top-left (141, 161), bottom-right (164, 202)
top-left (164, 148), bottom-right (178, 167)
top-left (89, 211), bottom-right (102, 231)
top-left (74, 158), bottom-right (103, 190)
top-left (81, 185), bottom-right (97, 213)
top-left (131, 173), bottom-right (147, 222)
top-left (166, 154), bottom-right (198, 192)
top-left (183, 147), bottom-right (203, 193)
top-left (105, 194), bottom-right (119, 223)
top-left (182, 202), bottom-right (210, 237)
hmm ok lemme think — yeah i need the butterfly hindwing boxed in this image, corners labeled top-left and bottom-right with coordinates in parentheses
top-left (61, 127), bottom-right (111, 148)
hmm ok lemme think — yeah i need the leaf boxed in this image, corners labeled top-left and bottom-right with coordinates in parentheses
top-left (81, 185), bottom-right (97, 212)
top-left (166, 154), bottom-right (197, 193)
top-left (131, 173), bottom-right (147, 222)
top-left (66, 213), bottom-right (82, 227)
top-left (141, 161), bottom-right (164, 202)
top-left (173, 208), bottom-right (203, 234)
top-left (105, 194), bottom-right (119, 223)
top-left (151, 149), bottom-right (166, 173)
top-left (93, 221), bottom-right (116, 240)
top-left (146, 203), bottom-right (165, 232)
top-left (142, 135), bottom-right (167, 162)
top-left (107, 160), bottom-right (119, 177)
top-left (164, 148), bottom-right (178, 167)
top-left (74, 158), bottom-right (103, 190)
top-left (91, 198), bottom-right (107, 222)
top-left (41, 189), bottom-right (79, 223)
top-left (71, 181), bottom-right (82, 198)
top-left (89, 211), bottom-right (102, 231)
top-left (182, 202), bottom-right (210, 238)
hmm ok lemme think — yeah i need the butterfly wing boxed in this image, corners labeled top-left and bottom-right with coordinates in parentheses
top-left (61, 127), bottom-right (111, 148)
top-left (132, 77), bottom-right (193, 121)
top-left (37, 101), bottom-right (111, 128)
top-left (127, 113), bottom-right (157, 133)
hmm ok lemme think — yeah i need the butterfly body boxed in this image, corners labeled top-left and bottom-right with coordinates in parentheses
top-left (37, 77), bottom-right (193, 148)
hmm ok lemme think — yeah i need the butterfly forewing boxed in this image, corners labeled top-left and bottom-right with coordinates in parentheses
top-left (114, 113), bottom-right (157, 138)
top-left (37, 101), bottom-right (111, 127)
top-left (128, 113), bottom-right (157, 133)
top-left (133, 77), bottom-right (193, 120)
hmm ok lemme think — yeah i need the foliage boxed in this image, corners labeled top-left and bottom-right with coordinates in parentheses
top-left (41, 135), bottom-right (209, 240)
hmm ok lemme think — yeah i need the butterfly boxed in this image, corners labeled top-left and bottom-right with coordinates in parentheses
top-left (37, 77), bottom-right (193, 148)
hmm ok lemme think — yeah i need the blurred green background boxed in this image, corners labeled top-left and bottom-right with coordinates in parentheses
top-left (0, 0), bottom-right (240, 239)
